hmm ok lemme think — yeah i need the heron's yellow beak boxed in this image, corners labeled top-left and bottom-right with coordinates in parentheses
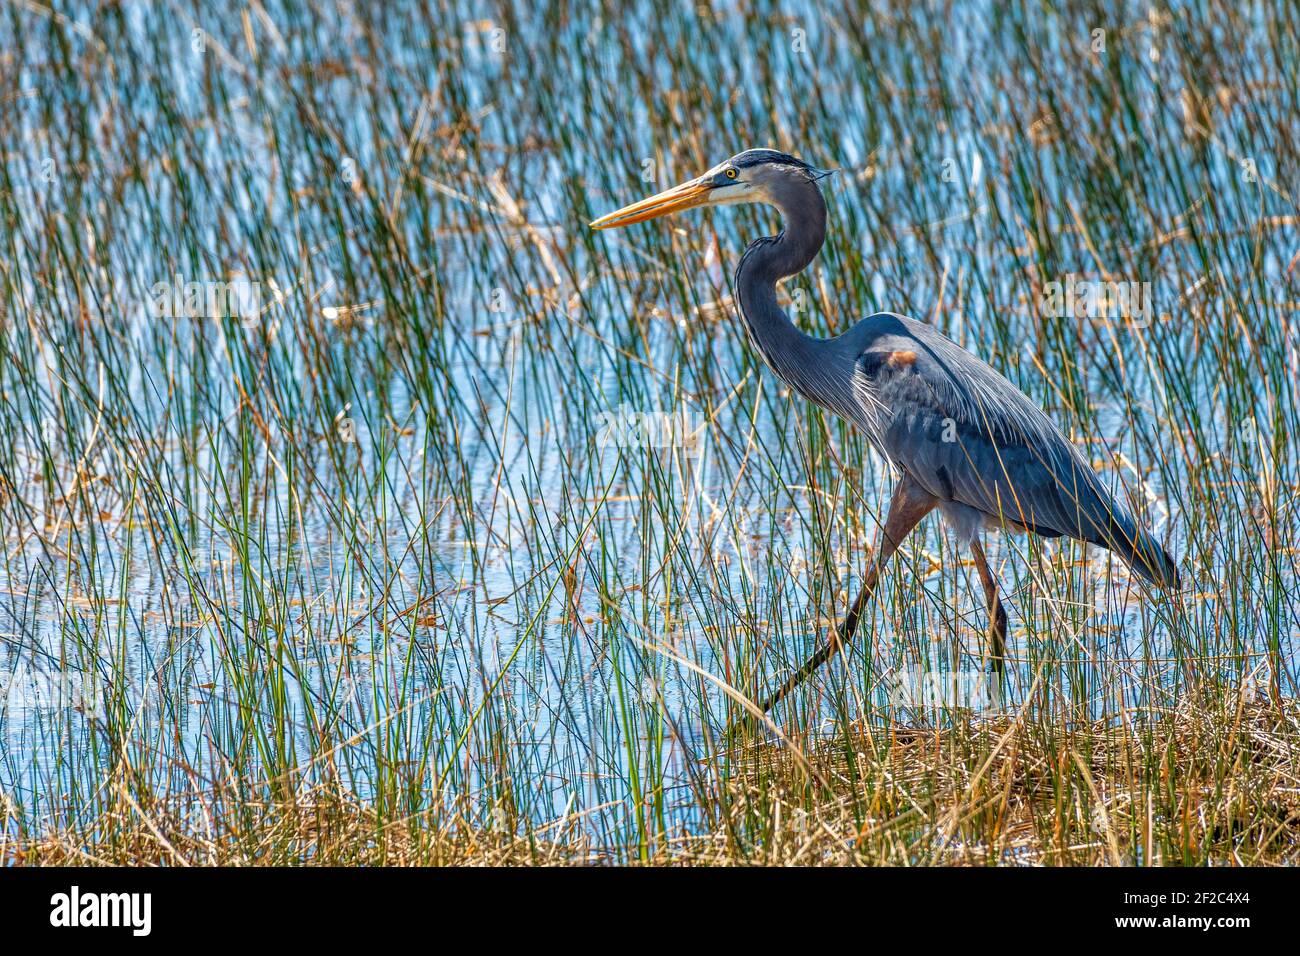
top-left (589, 179), bottom-right (712, 230)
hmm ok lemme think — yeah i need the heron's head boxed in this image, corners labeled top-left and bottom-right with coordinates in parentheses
top-left (589, 148), bottom-right (832, 230)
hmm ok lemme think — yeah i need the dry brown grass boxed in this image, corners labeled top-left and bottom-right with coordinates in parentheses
top-left (8, 696), bottom-right (1296, 867)
top-left (671, 697), bottom-right (1300, 865)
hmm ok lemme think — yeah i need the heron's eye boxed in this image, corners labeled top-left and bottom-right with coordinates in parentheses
top-left (725, 167), bottom-right (738, 179)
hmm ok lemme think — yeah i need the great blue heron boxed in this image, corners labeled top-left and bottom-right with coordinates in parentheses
top-left (591, 148), bottom-right (1180, 712)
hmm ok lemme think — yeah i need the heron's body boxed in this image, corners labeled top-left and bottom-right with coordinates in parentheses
top-left (591, 148), bottom-right (1179, 711)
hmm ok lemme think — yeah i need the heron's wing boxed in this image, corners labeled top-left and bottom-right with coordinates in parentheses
top-left (849, 316), bottom-right (1128, 543)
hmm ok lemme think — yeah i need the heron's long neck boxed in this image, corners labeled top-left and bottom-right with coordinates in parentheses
top-left (735, 185), bottom-right (844, 411)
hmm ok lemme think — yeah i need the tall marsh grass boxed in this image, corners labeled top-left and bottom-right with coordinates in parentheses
top-left (0, 0), bottom-right (1297, 864)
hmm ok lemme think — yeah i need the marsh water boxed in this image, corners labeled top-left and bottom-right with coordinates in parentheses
top-left (0, 1), bottom-right (1296, 849)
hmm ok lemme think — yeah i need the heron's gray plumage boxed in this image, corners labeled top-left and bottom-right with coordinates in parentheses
top-left (729, 150), bottom-right (1179, 588)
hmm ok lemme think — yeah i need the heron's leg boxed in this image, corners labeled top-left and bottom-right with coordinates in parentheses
top-left (755, 475), bottom-right (936, 714)
top-left (968, 538), bottom-right (1007, 674)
